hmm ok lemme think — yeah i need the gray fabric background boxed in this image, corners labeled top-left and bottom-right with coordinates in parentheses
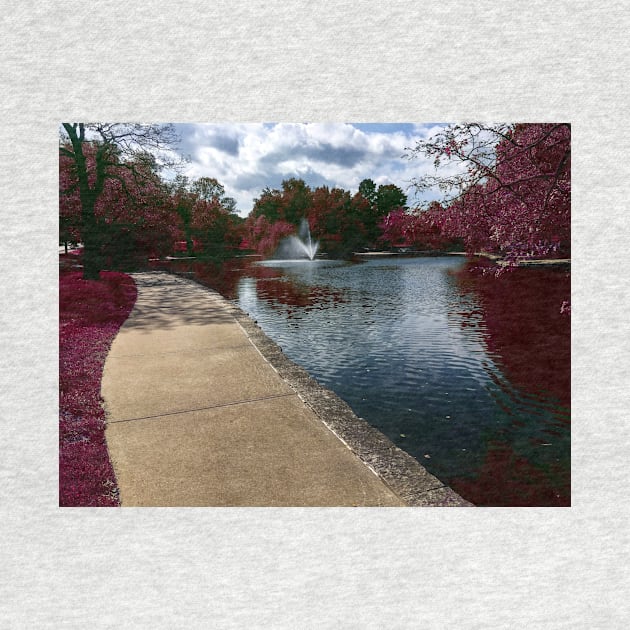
top-left (1, 0), bottom-right (628, 627)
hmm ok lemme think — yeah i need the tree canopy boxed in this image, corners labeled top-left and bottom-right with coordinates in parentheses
top-left (243, 178), bottom-right (408, 257)
top-left (60, 124), bottom-right (243, 276)
top-left (402, 123), bottom-right (570, 259)
top-left (59, 123), bottom-right (182, 278)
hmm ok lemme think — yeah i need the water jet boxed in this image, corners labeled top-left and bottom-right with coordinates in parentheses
top-left (274, 218), bottom-right (319, 260)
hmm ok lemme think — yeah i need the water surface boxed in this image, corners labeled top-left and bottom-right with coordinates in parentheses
top-left (159, 255), bottom-right (570, 506)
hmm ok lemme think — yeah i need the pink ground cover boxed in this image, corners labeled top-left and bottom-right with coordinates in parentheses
top-left (59, 269), bottom-right (137, 506)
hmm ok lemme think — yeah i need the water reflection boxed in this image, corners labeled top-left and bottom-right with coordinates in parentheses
top-left (250, 263), bottom-right (348, 316)
top-left (451, 260), bottom-right (570, 407)
top-left (154, 255), bottom-right (570, 506)
top-left (444, 260), bottom-right (570, 505)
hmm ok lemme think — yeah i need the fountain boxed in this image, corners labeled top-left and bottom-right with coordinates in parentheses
top-left (275, 218), bottom-right (319, 260)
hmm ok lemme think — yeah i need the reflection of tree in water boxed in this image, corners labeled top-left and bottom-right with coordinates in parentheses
top-left (150, 258), bottom-right (348, 314)
top-left (191, 259), bottom-right (259, 299)
top-left (256, 277), bottom-right (347, 316)
top-left (187, 259), bottom-right (347, 312)
top-left (151, 258), bottom-right (262, 299)
top-left (449, 440), bottom-right (570, 506)
top-left (446, 259), bottom-right (571, 506)
top-left (450, 259), bottom-right (570, 408)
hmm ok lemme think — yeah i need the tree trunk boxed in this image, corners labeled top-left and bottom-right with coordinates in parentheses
top-left (186, 232), bottom-right (194, 257)
top-left (63, 124), bottom-right (107, 280)
top-left (81, 213), bottom-right (102, 280)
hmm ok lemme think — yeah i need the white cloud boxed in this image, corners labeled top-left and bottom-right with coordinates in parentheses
top-left (172, 122), bottom-right (455, 217)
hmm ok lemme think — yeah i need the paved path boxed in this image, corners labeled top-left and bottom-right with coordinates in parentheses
top-left (102, 272), bottom-right (406, 506)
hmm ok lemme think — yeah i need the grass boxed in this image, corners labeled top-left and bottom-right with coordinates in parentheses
top-left (59, 268), bottom-right (137, 506)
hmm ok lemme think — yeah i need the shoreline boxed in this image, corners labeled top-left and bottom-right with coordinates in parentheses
top-left (353, 250), bottom-right (571, 267)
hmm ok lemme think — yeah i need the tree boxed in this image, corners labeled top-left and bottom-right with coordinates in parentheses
top-left (281, 178), bottom-right (312, 225)
top-left (357, 180), bottom-right (407, 245)
top-left (379, 202), bottom-right (460, 251)
top-left (405, 123), bottom-right (570, 259)
top-left (59, 123), bottom-right (182, 279)
top-left (405, 123), bottom-right (514, 208)
top-left (308, 186), bottom-right (366, 256)
top-left (170, 175), bottom-right (196, 255)
top-left (251, 186), bottom-right (283, 223)
top-left (59, 155), bottom-right (82, 253)
top-left (379, 208), bottom-right (412, 248)
top-left (358, 178), bottom-right (377, 206)
top-left (169, 175), bottom-right (239, 257)
top-left (60, 142), bottom-right (180, 270)
top-left (191, 176), bottom-right (237, 212)
top-left (376, 183), bottom-right (407, 216)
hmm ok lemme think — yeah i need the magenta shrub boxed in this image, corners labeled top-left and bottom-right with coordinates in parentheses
top-left (59, 270), bottom-right (137, 506)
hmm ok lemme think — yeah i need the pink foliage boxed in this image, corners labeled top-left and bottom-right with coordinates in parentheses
top-left (250, 219), bottom-right (296, 257)
top-left (397, 124), bottom-right (570, 260)
top-left (379, 203), bottom-right (456, 250)
top-left (60, 143), bottom-right (184, 259)
top-left (59, 270), bottom-right (137, 506)
top-left (379, 208), bottom-right (414, 247)
top-left (190, 197), bottom-right (223, 230)
top-left (440, 124), bottom-right (570, 258)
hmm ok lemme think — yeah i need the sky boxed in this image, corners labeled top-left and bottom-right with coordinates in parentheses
top-left (169, 123), bottom-right (450, 217)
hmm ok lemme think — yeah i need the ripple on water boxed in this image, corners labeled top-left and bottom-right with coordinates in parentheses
top-left (232, 256), bottom-right (570, 506)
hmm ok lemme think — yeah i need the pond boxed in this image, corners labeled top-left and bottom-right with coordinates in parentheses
top-left (155, 255), bottom-right (570, 506)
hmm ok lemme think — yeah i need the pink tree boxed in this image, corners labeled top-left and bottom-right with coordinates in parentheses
top-left (379, 203), bottom-right (460, 251)
top-left (405, 123), bottom-right (570, 259)
top-left (255, 220), bottom-right (296, 257)
top-left (60, 143), bottom-right (182, 268)
top-left (379, 208), bottom-right (414, 247)
top-left (59, 123), bottom-right (182, 278)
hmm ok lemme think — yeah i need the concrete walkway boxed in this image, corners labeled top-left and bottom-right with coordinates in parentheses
top-left (102, 272), bottom-right (471, 507)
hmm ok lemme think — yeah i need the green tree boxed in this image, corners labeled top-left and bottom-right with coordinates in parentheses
top-left (170, 175), bottom-right (196, 255)
top-left (358, 178), bottom-right (378, 206)
top-left (357, 180), bottom-right (407, 245)
top-left (251, 186), bottom-right (283, 222)
top-left (190, 176), bottom-right (237, 212)
top-left (281, 178), bottom-right (312, 225)
top-left (376, 183), bottom-right (407, 216)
